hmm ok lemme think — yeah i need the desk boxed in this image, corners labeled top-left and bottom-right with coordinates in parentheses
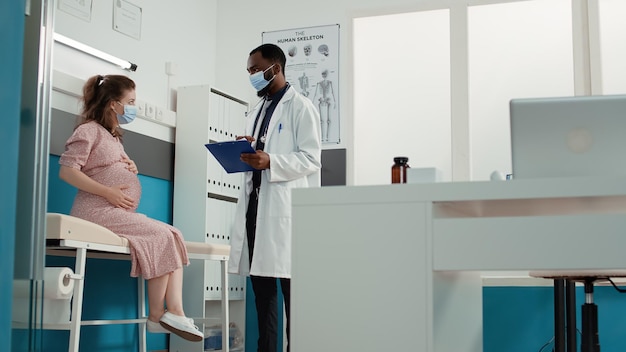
top-left (290, 177), bottom-right (626, 352)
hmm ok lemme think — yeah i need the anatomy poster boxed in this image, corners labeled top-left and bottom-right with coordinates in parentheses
top-left (263, 24), bottom-right (340, 144)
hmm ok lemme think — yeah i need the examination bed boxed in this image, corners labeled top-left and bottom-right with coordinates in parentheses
top-left (44, 212), bottom-right (231, 352)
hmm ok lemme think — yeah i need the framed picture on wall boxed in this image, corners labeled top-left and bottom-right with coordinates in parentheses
top-left (58, 0), bottom-right (94, 22)
top-left (113, 0), bottom-right (142, 40)
top-left (263, 24), bottom-right (340, 144)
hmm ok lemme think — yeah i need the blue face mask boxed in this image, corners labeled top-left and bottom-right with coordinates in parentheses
top-left (249, 64), bottom-right (275, 91)
top-left (116, 102), bottom-right (137, 124)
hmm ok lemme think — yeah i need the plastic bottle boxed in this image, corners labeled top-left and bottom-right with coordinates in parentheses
top-left (391, 157), bottom-right (410, 184)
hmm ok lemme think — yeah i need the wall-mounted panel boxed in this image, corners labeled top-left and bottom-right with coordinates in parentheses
top-left (353, 9), bottom-right (451, 186)
top-left (598, 0), bottom-right (626, 94)
top-left (468, 0), bottom-right (575, 180)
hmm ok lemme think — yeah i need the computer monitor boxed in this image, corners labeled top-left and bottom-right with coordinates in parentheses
top-left (509, 94), bottom-right (626, 179)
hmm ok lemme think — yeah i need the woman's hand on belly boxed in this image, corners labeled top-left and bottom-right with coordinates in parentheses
top-left (121, 157), bottom-right (138, 174)
top-left (104, 184), bottom-right (137, 209)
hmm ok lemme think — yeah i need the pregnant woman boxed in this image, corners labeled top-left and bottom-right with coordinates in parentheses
top-left (58, 74), bottom-right (203, 342)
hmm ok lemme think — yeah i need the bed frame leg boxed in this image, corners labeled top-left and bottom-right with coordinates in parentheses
top-left (221, 259), bottom-right (229, 352)
top-left (68, 248), bottom-right (86, 352)
top-left (138, 277), bottom-right (147, 352)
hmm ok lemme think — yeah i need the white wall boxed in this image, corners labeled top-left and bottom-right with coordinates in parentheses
top-left (53, 0), bottom-right (218, 125)
top-left (213, 0), bottom-right (626, 185)
top-left (212, 0), bottom-right (578, 185)
top-left (598, 0), bottom-right (626, 95)
top-left (468, 0), bottom-right (575, 180)
top-left (54, 0), bottom-right (625, 184)
top-left (214, 0), bottom-right (473, 185)
top-left (351, 0), bottom-right (575, 185)
top-left (353, 10), bottom-right (452, 185)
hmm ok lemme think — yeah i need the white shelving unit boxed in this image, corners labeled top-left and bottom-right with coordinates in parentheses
top-left (172, 85), bottom-right (248, 352)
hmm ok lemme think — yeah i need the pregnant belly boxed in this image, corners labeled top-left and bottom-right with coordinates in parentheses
top-left (92, 162), bottom-right (142, 205)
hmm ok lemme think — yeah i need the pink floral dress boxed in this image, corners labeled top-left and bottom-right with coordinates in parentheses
top-left (59, 121), bottom-right (189, 279)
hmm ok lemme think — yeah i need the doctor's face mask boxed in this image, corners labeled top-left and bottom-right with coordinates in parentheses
top-left (249, 64), bottom-right (276, 91)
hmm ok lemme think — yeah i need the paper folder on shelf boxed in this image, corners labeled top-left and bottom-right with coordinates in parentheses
top-left (205, 140), bottom-right (256, 173)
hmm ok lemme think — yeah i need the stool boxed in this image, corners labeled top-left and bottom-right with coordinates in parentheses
top-left (530, 270), bottom-right (626, 352)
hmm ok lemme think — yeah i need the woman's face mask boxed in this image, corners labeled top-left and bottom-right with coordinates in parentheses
top-left (116, 101), bottom-right (138, 124)
top-left (249, 64), bottom-right (276, 91)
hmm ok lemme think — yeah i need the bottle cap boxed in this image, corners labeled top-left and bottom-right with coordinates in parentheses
top-left (393, 157), bottom-right (409, 164)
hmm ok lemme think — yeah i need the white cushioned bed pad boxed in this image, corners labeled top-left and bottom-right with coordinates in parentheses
top-left (46, 213), bottom-right (230, 256)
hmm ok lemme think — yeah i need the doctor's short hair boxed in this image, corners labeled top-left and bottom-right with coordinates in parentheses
top-left (250, 43), bottom-right (286, 75)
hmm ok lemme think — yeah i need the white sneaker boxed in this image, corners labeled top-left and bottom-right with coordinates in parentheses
top-left (146, 319), bottom-right (170, 334)
top-left (159, 312), bottom-right (204, 342)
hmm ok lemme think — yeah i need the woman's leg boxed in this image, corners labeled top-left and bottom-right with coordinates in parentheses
top-left (147, 232), bottom-right (187, 321)
top-left (147, 268), bottom-right (185, 321)
top-left (164, 237), bottom-right (186, 316)
top-left (164, 267), bottom-right (185, 316)
top-left (155, 267), bottom-right (204, 341)
top-left (147, 274), bottom-right (168, 322)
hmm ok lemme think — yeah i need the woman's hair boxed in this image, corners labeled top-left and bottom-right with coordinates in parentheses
top-left (80, 74), bottom-right (135, 137)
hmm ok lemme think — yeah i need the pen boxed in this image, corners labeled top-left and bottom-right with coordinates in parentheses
top-left (279, 123), bottom-right (282, 133)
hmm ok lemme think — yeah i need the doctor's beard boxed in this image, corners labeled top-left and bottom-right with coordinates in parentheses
top-left (257, 83), bottom-right (272, 97)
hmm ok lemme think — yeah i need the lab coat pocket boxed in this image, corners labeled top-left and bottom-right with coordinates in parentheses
top-left (267, 184), bottom-right (292, 217)
top-left (271, 122), bottom-right (295, 153)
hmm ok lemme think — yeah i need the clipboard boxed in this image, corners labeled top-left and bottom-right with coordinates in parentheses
top-left (204, 140), bottom-right (256, 173)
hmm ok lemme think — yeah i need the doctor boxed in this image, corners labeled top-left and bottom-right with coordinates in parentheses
top-left (229, 43), bottom-right (322, 352)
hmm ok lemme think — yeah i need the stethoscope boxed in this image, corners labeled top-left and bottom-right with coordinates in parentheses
top-left (247, 97), bottom-right (271, 144)
top-left (245, 83), bottom-right (289, 144)
top-left (244, 97), bottom-right (265, 118)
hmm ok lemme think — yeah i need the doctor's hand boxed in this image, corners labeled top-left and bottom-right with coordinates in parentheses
top-left (241, 150), bottom-right (270, 170)
top-left (236, 135), bottom-right (255, 143)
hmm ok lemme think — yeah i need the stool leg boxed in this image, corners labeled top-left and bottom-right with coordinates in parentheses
top-left (566, 280), bottom-right (577, 352)
top-left (554, 279), bottom-right (566, 352)
top-left (581, 279), bottom-right (600, 352)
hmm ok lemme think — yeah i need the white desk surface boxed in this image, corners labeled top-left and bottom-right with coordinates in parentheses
top-left (294, 175), bottom-right (626, 205)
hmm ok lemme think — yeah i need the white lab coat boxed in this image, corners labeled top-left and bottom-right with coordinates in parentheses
top-left (228, 86), bottom-right (322, 278)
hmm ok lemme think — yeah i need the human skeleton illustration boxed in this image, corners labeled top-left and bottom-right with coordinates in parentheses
top-left (312, 69), bottom-right (336, 142)
top-left (298, 72), bottom-right (310, 97)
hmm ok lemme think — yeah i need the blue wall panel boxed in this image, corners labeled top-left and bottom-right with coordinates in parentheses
top-left (0, 0), bottom-right (25, 350)
top-left (484, 286), bottom-right (626, 352)
top-left (42, 155), bottom-right (170, 351)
